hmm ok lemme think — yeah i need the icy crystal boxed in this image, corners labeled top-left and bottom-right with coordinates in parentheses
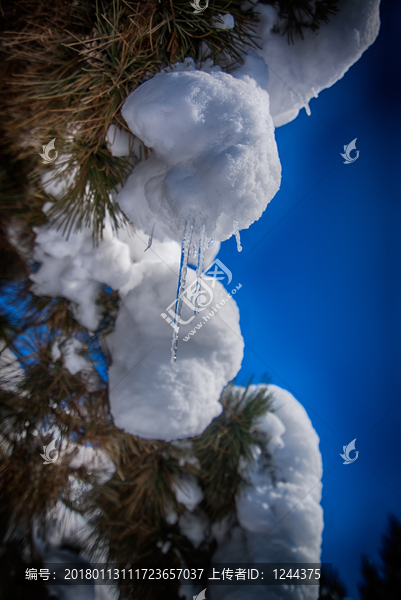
top-left (144, 224), bottom-right (155, 251)
top-left (233, 220), bottom-right (242, 252)
top-left (193, 223), bottom-right (207, 315)
top-left (171, 220), bottom-right (194, 363)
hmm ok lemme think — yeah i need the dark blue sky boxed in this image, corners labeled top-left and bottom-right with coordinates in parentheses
top-left (218, 0), bottom-right (401, 596)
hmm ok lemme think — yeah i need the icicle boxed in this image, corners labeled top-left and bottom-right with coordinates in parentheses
top-left (302, 95), bottom-right (311, 116)
top-left (192, 244), bottom-right (197, 258)
top-left (208, 238), bottom-right (214, 248)
top-left (144, 224), bottom-right (155, 251)
top-left (193, 223), bottom-right (207, 315)
top-left (233, 220), bottom-right (242, 252)
top-left (171, 220), bottom-right (194, 363)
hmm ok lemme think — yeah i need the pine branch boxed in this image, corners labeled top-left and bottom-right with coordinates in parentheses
top-left (193, 383), bottom-right (273, 521)
top-left (0, 0), bottom-right (258, 242)
top-left (261, 0), bottom-right (340, 43)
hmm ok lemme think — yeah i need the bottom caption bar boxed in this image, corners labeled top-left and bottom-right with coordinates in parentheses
top-left (16, 563), bottom-right (332, 585)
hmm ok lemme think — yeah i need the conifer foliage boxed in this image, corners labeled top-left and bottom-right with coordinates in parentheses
top-left (359, 515), bottom-right (401, 600)
top-left (318, 568), bottom-right (348, 600)
top-left (0, 1), bottom-right (341, 598)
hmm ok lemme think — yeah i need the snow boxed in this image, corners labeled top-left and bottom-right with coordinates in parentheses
top-left (107, 261), bottom-right (244, 440)
top-left (30, 218), bottom-right (175, 331)
top-left (232, 50), bottom-right (269, 91)
top-left (4, 5), bottom-right (340, 592)
top-left (172, 476), bottom-right (203, 511)
top-left (51, 336), bottom-right (101, 391)
top-left (167, 385), bottom-right (323, 600)
top-left (41, 542), bottom-right (118, 600)
top-left (105, 124), bottom-right (133, 157)
top-left (209, 384), bottom-right (323, 600)
top-left (253, 0), bottom-right (381, 127)
top-left (41, 154), bottom-right (77, 200)
top-left (179, 511), bottom-right (208, 549)
top-left (30, 209), bottom-right (219, 332)
top-left (161, 56), bottom-right (220, 75)
top-left (30, 218), bottom-right (132, 330)
top-left (42, 543), bottom-right (117, 600)
top-left (30, 215), bottom-right (239, 440)
top-left (106, 124), bottom-right (132, 156)
top-left (0, 341), bottom-right (24, 392)
top-left (51, 337), bottom-right (91, 376)
top-left (27, 19), bottom-right (355, 456)
top-left (118, 69), bottom-right (281, 244)
top-left (67, 442), bottom-right (116, 485)
top-left (45, 500), bottom-right (90, 548)
top-left (237, 385), bottom-right (323, 561)
top-left (214, 14), bottom-right (235, 30)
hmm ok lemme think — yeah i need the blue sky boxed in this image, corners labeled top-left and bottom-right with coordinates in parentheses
top-left (218, 0), bottom-right (401, 596)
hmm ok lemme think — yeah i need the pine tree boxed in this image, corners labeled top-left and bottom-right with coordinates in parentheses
top-left (359, 515), bottom-right (401, 600)
top-left (262, 0), bottom-right (339, 43)
top-left (0, 1), bottom-right (341, 598)
top-left (318, 568), bottom-right (348, 600)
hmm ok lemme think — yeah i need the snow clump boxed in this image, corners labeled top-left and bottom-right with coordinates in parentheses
top-left (30, 208), bottom-right (219, 332)
top-left (118, 69), bottom-right (281, 245)
top-left (30, 215), bottom-right (181, 331)
top-left (107, 261), bottom-right (244, 441)
top-left (213, 14), bottom-right (235, 30)
top-left (209, 384), bottom-right (323, 600)
top-left (105, 123), bottom-right (133, 157)
top-left (253, 0), bottom-right (381, 127)
top-left (30, 218), bottom-right (133, 331)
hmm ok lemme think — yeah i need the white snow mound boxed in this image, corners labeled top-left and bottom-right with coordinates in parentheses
top-left (30, 220), bottom-right (132, 331)
top-left (30, 216), bottom-right (182, 330)
top-left (30, 212), bottom-right (221, 331)
top-left (119, 70), bottom-right (281, 244)
top-left (107, 262), bottom-right (244, 441)
top-left (254, 0), bottom-right (381, 127)
top-left (210, 384), bottom-right (323, 600)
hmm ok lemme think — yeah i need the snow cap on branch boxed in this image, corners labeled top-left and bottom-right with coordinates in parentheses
top-left (107, 262), bottom-right (244, 441)
top-left (119, 69), bottom-right (281, 244)
top-left (253, 0), bottom-right (381, 127)
top-left (210, 384), bottom-right (323, 600)
top-left (30, 218), bottom-right (133, 331)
